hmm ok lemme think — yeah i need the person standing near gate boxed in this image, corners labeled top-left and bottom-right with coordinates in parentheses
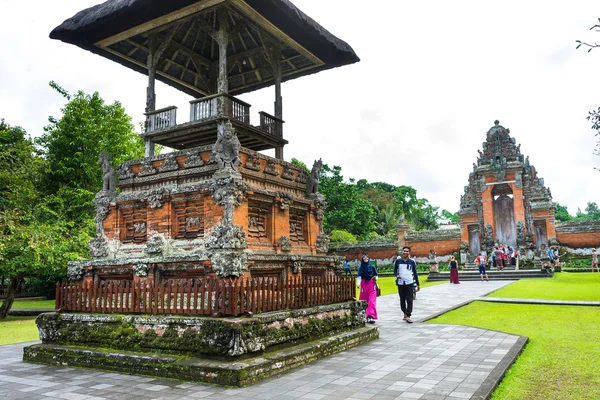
top-left (394, 246), bottom-right (420, 323)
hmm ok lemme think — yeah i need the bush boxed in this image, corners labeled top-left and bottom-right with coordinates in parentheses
top-left (329, 229), bottom-right (358, 243)
top-left (26, 271), bottom-right (67, 300)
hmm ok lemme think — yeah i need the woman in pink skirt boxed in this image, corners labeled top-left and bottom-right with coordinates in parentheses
top-left (358, 254), bottom-right (378, 324)
top-left (449, 255), bottom-right (460, 284)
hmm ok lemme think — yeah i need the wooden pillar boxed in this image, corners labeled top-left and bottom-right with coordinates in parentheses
top-left (216, 10), bottom-right (229, 136)
top-left (145, 36), bottom-right (157, 157)
top-left (143, 26), bottom-right (180, 157)
top-left (267, 42), bottom-right (284, 160)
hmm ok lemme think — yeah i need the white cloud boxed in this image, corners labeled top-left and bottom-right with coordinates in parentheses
top-left (1, 0), bottom-right (599, 217)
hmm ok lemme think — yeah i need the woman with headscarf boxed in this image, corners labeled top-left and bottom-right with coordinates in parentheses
top-left (357, 254), bottom-right (378, 324)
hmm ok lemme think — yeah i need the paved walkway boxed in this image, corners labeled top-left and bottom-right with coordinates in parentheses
top-left (0, 281), bottom-right (527, 400)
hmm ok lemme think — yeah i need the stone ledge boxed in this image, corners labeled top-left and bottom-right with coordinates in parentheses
top-left (23, 326), bottom-right (379, 387)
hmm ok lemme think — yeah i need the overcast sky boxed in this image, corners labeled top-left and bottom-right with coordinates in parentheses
top-left (1, 0), bottom-right (599, 216)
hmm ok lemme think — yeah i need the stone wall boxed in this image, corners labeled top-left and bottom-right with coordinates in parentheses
top-left (329, 241), bottom-right (398, 266)
top-left (405, 229), bottom-right (462, 258)
top-left (556, 221), bottom-right (600, 249)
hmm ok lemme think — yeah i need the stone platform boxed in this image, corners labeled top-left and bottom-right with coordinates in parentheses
top-left (23, 301), bottom-right (378, 387)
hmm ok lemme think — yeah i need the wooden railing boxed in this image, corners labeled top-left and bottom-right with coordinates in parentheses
top-left (145, 106), bottom-right (177, 133)
top-left (55, 274), bottom-right (356, 316)
top-left (189, 93), bottom-right (250, 124)
top-left (259, 111), bottom-right (284, 137)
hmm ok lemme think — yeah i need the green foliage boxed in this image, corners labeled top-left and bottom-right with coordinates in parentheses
top-left (319, 164), bottom-right (376, 237)
top-left (554, 202), bottom-right (573, 222)
top-left (440, 209), bottom-right (460, 224)
top-left (554, 201), bottom-right (600, 222)
top-left (290, 157), bottom-right (309, 172)
top-left (329, 229), bottom-right (358, 243)
top-left (37, 82), bottom-right (144, 220)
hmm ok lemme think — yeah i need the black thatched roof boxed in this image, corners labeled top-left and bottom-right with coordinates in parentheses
top-left (50, 0), bottom-right (359, 97)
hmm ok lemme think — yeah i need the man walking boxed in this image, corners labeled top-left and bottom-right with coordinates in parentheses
top-left (394, 246), bottom-right (420, 323)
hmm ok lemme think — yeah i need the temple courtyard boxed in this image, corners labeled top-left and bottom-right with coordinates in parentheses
top-left (1, 281), bottom-right (533, 400)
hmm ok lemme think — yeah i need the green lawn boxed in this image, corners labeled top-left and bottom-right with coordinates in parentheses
top-left (0, 316), bottom-right (39, 345)
top-left (11, 299), bottom-right (55, 309)
top-left (487, 272), bottom-right (600, 301)
top-left (428, 302), bottom-right (600, 400)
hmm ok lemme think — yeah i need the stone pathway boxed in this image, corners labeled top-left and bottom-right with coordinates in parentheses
top-left (0, 281), bottom-right (527, 400)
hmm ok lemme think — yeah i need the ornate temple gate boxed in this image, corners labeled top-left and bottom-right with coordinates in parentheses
top-left (459, 121), bottom-right (556, 254)
top-left (492, 184), bottom-right (517, 247)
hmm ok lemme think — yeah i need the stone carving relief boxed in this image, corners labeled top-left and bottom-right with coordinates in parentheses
top-left (244, 152), bottom-right (261, 171)
top-left (134, 222), bottom-right (146, 234)
top-left (209, 178), bottom-right (248, 224)
top-left (212, 121), bottom-right (241, 174)
top-left (99, 152), bottom-right (116, 193)
top-left (159, 155), bottom-right (179, 172)
top-left (264, 160), bottom-right (278, 176)
top-left (292, 260), bottom-right (303, 274)
top-left (147, 188), bottom-right (166, 209)
top-left (276, 193), bottom-right (292, 210)
top-left (295, 169), bottom-right (308, 184)
top-left (313, 196), bottom-right (326, 222)
top-left (205, 224), bottom-right (247, 250)
top-left (281, 165), bottom-right (294, 180)
top-left (210, 251), bottom-right (248, 277)
top-left (116, 163), bottom-right (134, 180)
top-left (67, 261), bottom-right (86, 281)
top-left (307, 158), bottom-right (323, 196)
top-left (145, 235), bottom-right (165, 255)
top-left (279, 236), bottom-right (291, 252)
top-left (133, 263), bottom-right (148, 277)
top-left (138, 161), bottom-right (157, 176)
top-left (89, 237), bottom-right (109, 258)
top-left (93, 195), bottom-right (112, 236)
top-left (516, 221), bottom-right (525, 244)
top-left (184, 153), bottom-right (204, 168)
top-left (315, 232), bottom-right (330, 253)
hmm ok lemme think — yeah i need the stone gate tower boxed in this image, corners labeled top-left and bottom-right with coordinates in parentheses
top-left (459, 121), bottom-right (556, 255)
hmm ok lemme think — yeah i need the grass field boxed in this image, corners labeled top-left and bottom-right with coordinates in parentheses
top-left (11, 299), bottom-right (55, 309)
top-left (0, 316), bottom-right (40, 345)
top-left (428, 302), bottom-right (600, 400)
top-left (487, 272), bottom-right (600, 301)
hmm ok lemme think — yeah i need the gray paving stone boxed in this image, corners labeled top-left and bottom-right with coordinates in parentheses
top-left (0, 281), bottom-right (528, 400)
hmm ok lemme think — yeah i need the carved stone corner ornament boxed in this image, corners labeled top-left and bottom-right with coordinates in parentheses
top-left (316, 232), bottom-right (330, 253)
top-left (206, 223), bottom-right (248, 250)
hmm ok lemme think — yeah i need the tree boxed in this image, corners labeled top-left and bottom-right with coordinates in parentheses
top-left (0, 120), bottom-right (90, 318)
top-left (577, 20), bottom-right (600, 168)
top-left (37, 81), bottom-right (144, 221)
top-left (554, 203), bottom-right (574, 222)
top-left (441, 210), bottom-right (460, 224)
top-left (318, 164), bottom-right (376, 237)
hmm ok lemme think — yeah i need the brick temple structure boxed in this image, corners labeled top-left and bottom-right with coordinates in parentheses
top-left (333, 121), bottom-right (599, 269)
top-left (24, 0), bottom-right (378, 386)
top-left (459, 120), bottom-right (555, 255)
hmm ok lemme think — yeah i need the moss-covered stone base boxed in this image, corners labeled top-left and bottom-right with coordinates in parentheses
top-left (23, 326), bottom-right (378, 386)
top-left (34, 301), bottom-right (367, 358)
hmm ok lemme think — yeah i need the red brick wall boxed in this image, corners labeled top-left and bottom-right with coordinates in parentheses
top-left (405, 238), bottom-right (461, 258)
top-left (557, 231), bottom-right (600, 248)
top-left (330, 246), bottom-right (398, 261)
